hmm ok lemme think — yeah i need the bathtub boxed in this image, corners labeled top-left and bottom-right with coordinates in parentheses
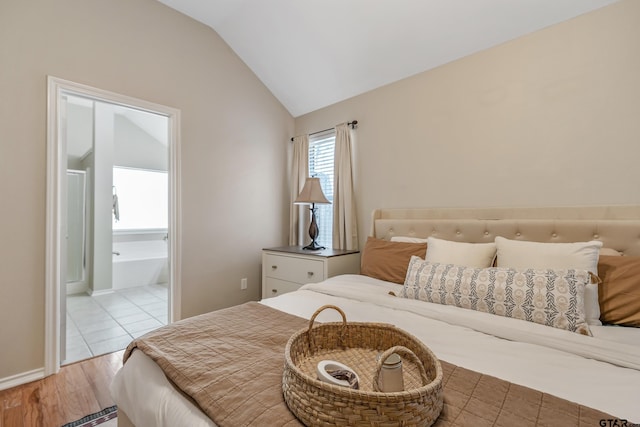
top-left (112, 240), bottom-right (168, 289)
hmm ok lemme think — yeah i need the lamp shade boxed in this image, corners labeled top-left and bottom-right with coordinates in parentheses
top-left (294, 177), bottom-right (330, 204)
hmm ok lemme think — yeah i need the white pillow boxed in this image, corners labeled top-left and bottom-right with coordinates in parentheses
top-left (425, 237), bottom-right (496, 268)
top-left (599, 247), bottom-right (622, 257)
top-left (495, 236), bottom-right (603, 325)
top-left (390, 236), bottom-right (428, 243)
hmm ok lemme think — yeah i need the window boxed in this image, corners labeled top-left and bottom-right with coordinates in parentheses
top-left (112, 166), bottom-right (168, 231)
top-left (308, 132), bottom-right (335, 248)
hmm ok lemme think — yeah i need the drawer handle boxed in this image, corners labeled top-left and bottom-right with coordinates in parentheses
top-left (271, 265), bottom-right (278, 270)
top-left (272, 289), bottom-right (278, 293)
top-left (308, 272), bottom-right (314, 277)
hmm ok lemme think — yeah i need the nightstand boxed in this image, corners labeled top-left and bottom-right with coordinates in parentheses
top-left (261, 246), bottom-right (360, 298)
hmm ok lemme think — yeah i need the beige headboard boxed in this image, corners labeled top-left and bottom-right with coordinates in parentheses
top-left (371, 206), bottom-right (640, 256)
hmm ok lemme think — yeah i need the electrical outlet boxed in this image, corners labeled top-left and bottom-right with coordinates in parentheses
top-left (241, 278), bottom-right (247, 290)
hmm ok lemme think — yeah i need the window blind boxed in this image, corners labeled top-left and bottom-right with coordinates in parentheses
top-left (309, 133), bottom-right (335, 248)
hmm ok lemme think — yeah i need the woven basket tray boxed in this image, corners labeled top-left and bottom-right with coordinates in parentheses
top-left (283, 305), bottom-right (443, 426)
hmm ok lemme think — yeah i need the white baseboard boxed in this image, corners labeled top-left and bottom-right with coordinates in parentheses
top-left (66, 281), bottom-right (88, 295)
top-left (88, 288), bottom-right (115, 296)
top-left (0, 367), bottom-right (45, 391)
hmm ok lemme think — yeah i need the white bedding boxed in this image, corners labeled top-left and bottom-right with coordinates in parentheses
top-left (111, 274), bottom-right (640, 425)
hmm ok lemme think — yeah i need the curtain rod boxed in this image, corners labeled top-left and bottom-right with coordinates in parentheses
top-left (290, 120), bottom-right (358, 142)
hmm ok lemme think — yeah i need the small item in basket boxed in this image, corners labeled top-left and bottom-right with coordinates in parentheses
top-left (316, 360), bottom-right (360, 389)
top-left (379, 352), bottom-right (404, 392)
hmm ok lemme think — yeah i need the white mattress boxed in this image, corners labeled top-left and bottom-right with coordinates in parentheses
top-left (111, 274), bottom-right (640, 425)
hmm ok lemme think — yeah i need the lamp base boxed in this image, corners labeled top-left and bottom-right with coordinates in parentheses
top-left (302, 241), bottom-right (325, 251)
top-left (302, 203), bottom-right (325, 250)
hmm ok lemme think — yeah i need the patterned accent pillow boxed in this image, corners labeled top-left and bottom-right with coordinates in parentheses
top-left (401, 256), bottom-right (592, 336)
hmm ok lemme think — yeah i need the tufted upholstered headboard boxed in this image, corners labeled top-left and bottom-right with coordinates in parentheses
top-left (371, 206), bottom-right (640, 256)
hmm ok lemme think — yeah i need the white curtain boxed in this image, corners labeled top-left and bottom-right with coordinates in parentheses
top-left (289, 135), bottom-right (309, 246)
top-left (332, 123), bottom-right (358, 250)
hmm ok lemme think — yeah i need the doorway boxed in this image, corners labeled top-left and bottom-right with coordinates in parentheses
top-left (45, 77), bottom-right (182, 374)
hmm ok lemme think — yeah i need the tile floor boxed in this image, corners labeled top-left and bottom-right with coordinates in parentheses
top-left (63, 284), bottom-right (168, 365)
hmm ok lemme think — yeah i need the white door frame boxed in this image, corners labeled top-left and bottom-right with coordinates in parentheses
top-left (45, 76), bottom-right (182, 375)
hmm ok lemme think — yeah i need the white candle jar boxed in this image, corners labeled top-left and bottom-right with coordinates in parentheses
top-left (379, 353), bottom-right (404, 392)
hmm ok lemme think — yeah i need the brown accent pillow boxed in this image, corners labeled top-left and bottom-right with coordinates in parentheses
top-left (360, 237), bottom-right (427, 284)
top-left (597, 256), bottom-right (640, 327)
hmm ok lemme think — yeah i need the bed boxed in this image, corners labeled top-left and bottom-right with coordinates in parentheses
top-left (110, 206), bottom-right (640, 426)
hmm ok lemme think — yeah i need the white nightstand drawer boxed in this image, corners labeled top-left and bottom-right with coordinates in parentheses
top-left (261, 247), bottom-right (360, 299)
top-left (264, 278), bottom-right (302, 298)
top-left (264, 253), bottom-right (324, 284)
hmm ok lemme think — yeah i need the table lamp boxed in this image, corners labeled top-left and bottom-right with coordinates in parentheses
top-left (294, 177), bottom-right (330, 250)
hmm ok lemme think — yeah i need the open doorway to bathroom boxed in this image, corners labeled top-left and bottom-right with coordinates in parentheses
top-left (46, 77), bottom-right (181, 374)
top-left (63, 96), bottom-right (171, 364)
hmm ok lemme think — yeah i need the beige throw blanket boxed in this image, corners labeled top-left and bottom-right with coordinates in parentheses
top-left (124, 302), bottom-right (613, 426)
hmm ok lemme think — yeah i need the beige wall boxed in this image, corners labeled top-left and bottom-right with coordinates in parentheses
top-left (0, 0), bottom-right (293, 380)
top-left (295, 0), bottom-right (640, 246)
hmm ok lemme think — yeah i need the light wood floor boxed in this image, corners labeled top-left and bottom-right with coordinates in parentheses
top-left (0, 350), bottom-right (124, 427)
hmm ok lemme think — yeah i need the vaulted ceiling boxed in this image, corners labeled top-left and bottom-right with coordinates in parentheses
top-left (157, 0), bottom-right (619, 117)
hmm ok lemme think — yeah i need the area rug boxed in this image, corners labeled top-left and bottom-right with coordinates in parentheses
top-left (61, 405), bottom-right (117, 427)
